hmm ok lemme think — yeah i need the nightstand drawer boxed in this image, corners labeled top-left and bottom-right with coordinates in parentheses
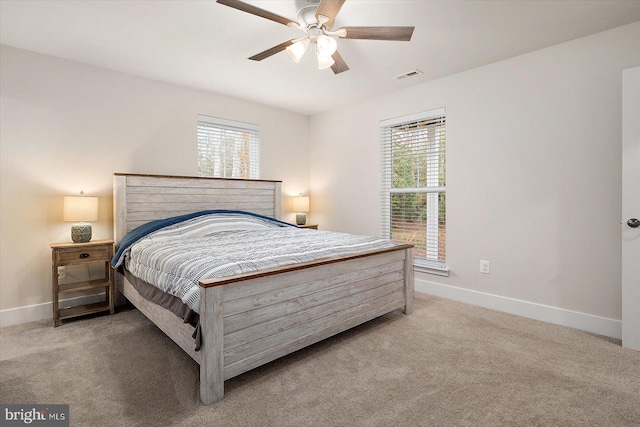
top-left (57, 246), bottom-right (111, 265)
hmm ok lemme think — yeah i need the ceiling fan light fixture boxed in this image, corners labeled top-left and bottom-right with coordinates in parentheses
top-left (286, 37), bottom-right (310, 63)
top-left (317, 52), bottom-right (335, 70)
top-left (316, 34), bottom-right (338, 56)
top-left (217, 0), bottom-right (416, 75)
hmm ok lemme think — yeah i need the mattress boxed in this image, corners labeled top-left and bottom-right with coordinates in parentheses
top-left (114, 211), bottom-right (397, 314)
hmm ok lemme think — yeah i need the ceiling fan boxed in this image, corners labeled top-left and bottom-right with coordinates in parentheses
top-left (216, 0), bottom-right (415, 74)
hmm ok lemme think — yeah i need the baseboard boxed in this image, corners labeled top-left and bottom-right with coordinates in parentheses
top-left (415, 279), bottom-right (622, 339)
top-left (0, 293), bottom-right (106, 328)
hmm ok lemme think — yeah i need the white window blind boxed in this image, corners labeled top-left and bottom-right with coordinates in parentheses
top-left (197, 115), bottom-right (260, 179)
top-left (380, 108), bottom-right (446, 269)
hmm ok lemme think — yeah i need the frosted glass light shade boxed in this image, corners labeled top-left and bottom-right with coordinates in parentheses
top-left (316, 34), bottom-right (337, 56)
top-left (292, 196), bottom-right (310, 213)
top-left (63, 196), bottom-right (98, 222)
top-left (317, 53), bottom-right (335, 70)
top-left (286, 38), bottom-right (310, 63)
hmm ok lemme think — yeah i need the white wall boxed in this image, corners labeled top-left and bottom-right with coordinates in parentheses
top-left (0, 45), bottom-right (309, 320)
top-left (309, 22), bottom-right (640, 332)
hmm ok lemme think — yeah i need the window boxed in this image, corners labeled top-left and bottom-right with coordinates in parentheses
top-left (380, 108), bottom-right (447, 274)
top-left (197, 115), bottom-right (260, 179)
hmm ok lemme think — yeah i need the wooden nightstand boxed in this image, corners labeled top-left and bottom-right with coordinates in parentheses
top-left (51, 239), bottom-right (114, 327)
top-left (298, 224), bottom-right (318, 230)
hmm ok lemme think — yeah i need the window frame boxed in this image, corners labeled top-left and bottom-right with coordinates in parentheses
top-left (380, 107), bottom-right (448, 276)
top-left (197, 115), bottom-right (260, 180)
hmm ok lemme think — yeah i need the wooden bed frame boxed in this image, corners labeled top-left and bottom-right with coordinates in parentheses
top-left (113, 173), bottom-right (414, 405)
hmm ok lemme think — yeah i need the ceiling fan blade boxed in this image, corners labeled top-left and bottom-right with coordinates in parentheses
top-left (217, 0), bottom-right (299, 28)
top-left (249, 40), bottom-right (294, 61)
top-left (315, 0), bottom-right (345, 29)
top-left (339, 26), bottom-right (415, 41)
top-left (331, 51), bottom-right (349, 75)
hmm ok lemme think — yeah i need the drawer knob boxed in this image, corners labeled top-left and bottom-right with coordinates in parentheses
top-left (79, 253), bottom-right (90, 259)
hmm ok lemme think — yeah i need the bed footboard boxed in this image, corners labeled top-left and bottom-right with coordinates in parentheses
top-left (198, 246), bottom-right (413, 405)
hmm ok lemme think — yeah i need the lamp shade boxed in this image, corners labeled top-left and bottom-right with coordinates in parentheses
top-left (292, 195), bottom-right (310, 213)
top-left (316, 34), bottom-right (337, 57)
top-left (286, 37), bottom-right (310, 63)
top-left (63, 196), bottom-right (98, 222)
top-left (317, 52), bottom-right (335, 70)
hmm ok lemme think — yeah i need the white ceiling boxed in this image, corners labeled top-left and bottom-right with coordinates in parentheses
top-left (2, 0), bottom-right (640, 115)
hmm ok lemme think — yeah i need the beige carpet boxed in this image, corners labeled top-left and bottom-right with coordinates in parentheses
top-left (1, 294), bottom-right (639, 427)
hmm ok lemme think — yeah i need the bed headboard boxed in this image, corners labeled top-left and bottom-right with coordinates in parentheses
top-left (113, 173), bottom-right (282, 246)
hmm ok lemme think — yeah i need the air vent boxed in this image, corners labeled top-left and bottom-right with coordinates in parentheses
top-left (395, 69), bottom-right (423, 80)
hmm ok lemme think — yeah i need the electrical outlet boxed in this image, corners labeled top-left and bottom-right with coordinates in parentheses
top-left (480, 260), bottom-right (491, 274)
top-left (57, 266), bottom-right (66, 280)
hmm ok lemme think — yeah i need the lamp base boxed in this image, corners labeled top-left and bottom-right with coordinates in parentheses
top-left (71, 223), bottom-right (92, 243)
top-left (296, 213), bottom-right (307, 226)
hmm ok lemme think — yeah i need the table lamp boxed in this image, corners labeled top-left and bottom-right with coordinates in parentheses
top-left (292, 194), bottom-right (310, 226)
top-left (64, 194), bottom-right (98, 243)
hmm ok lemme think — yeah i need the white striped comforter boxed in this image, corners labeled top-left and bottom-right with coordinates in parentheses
top-left (124, 213), bottom-right (397, 312)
